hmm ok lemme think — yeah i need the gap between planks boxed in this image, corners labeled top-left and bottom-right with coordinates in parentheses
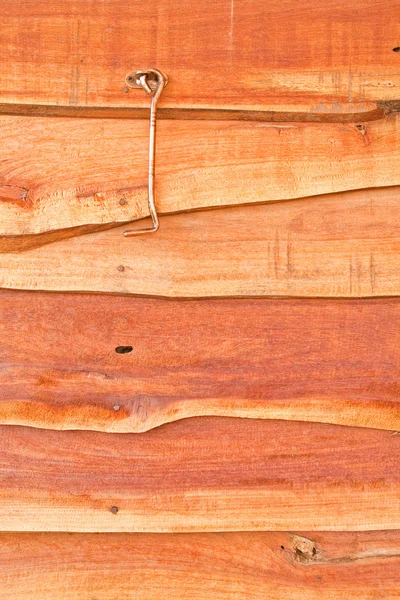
top-left (0, 101), bottom-right (398, 122)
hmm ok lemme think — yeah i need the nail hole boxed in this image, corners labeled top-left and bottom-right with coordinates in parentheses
top-left (115, 346), bottom-right (133, 354)
top-left (281, 545), bottom-right (285, 550)
top-left (117, 265), bottom-right (125, 272)
top-left (119, 198), bottom-right (127, 206)
top-left (393, 47), bottom-right (400, 52)
top-left (110, 506), bottom-right (119, 514)
top-left (113, 405), bottom-right (120, 411)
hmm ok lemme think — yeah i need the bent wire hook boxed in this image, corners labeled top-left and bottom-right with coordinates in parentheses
top-left (123, 68), bottom-right (168, 236)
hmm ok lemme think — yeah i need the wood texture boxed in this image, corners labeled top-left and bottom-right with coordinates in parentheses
top-left (1, 290), bottom-right (400, 433)
top-left (0, 419), bottom-right (399, 532)
top-left (2, 531), bottom-right (400, 599)
top-left (1, 0), bottom-right (400, 117)
top-left (2, 115), bottom-right (400, 237)
top-left (1, 186), bottom-right (400, 296)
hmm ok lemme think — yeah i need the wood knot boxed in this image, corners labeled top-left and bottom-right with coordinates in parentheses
top-left (0, 185), bottom-right (29, 206)
top-left (292, 535), bottom-right (320, 564)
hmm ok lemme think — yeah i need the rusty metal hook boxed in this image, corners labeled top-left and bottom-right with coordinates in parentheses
top-left (123, 68), bottom-right (168, 236)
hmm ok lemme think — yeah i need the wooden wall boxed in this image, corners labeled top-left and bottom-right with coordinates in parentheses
top-left (1, 0), bottom-right (400, 596)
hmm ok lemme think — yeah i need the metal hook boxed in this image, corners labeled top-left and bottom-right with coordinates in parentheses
top-left (123, 68), bottom-right (168, 236)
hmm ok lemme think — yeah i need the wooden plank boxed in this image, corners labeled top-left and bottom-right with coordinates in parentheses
top-left (1, 186), bottom-right (399, 297)
top-left (2, 115), bottom-right (400, 237)
top-left (2, 531), bottom-right (400, 599)
top-left (1, 290), bottom-right (400, 433)
top-left (1, 0), bottom-right (400, 117)
top-left (0, 419), bottom-right (399, 532)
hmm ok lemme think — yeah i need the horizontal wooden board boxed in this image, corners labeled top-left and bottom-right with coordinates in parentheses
top-left (1, 115), bottom-right (400, 237)
top-left (1, 0), bottom-right (400, 117)
top-left (1, 291), bottom-right (400, 433)
top-left (2, 531), bottom-right (400, 599)
top-left (0, 419), bottom-right (399, 532)
top-left (1, 187), bottom-right (400, 297)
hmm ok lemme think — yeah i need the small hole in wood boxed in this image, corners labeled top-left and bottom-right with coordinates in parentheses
top-left (281, 545), bottom-right (285, 550)
top-left (115, 346), bottom-right (133, 354)
top-left (110, 506), bottom-right (119, 514)
top-left (393, 47), bottom-right (400, 52)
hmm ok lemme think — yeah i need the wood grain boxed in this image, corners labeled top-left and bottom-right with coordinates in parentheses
top-left (2, 115), bottom-right (400, 237)
top-left (0, 419), bottom-right (399, 532)
top-left (1, 0), bottom-right (400, 117)
top-left (1, 186), bottom-right (399, 297)
top-left (1, 290), bottom-right (400, 433)
top-left (2, 531), bottom-right (400, 599)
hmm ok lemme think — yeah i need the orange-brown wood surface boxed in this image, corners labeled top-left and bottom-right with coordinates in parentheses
top-left (0, 419), bottom-right (399, 532)
top-left (1, 0), bottom-right (400, 117)
top-left (2, 0), bottom-right (400, 594)
top-left (2, 531), bottom-right (400, 599)
top-left (1, 116), bottom-right (400, 237)
top-left (1, 290), bottom-right (400, 433)
top-left (1, 187), bottom-right (400, 297)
